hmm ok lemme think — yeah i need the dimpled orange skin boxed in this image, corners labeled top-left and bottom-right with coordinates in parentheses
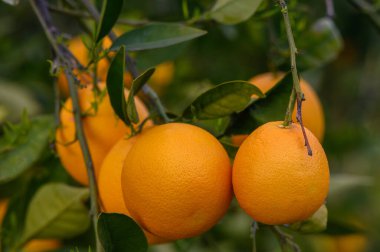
top-left (55, 83), bottom-right (151, 185)
top-left (98, 136), bottom-right (167, 244)
top-left (121, 123), bottom-right (232, 240)
top-left (233, 121), bottom-right (329, 225)
top-left (232, 72), bottom-right (325, 145)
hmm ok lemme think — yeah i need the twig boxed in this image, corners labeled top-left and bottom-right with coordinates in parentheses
top-left (270, 226), bottom-right (301, 252)
top-left (277, 0), bottom-right (312, 156)
top-left (251, 221), bottom-right (259, 252)
top-left (325, 0), bottom-right (335, 17)
top-left (349, 0), bottom-right (380, 33)
top-left (79, 0), bottom-right (170, 123)
top-left (29, 1), bottom-right (103, 251)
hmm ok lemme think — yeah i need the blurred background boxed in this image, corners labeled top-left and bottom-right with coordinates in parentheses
top-left (0, 0), bottom-right (379, 251)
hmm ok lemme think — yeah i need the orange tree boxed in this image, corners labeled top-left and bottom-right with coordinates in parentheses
top-left (0, 0), bottom-right (379, 251)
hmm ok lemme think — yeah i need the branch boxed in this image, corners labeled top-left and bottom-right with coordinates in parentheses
top-left (29, 1), bottom-right (102, 251)
top-left (277, 0), bottom-right (312, 156)
top-left (325, 0), bottom-right (335, 17)
top-left (79, 0), bottom-right (170, 123)
top-left (271, 226), bottom-right (301, 252)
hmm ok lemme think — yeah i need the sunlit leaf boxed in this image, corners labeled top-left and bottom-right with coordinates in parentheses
top-left (20, 183), bottom-right (90, 245)
top-left (111, 23), bottom-right (207, 51)
top-left (209, 0), bottom-right (264, 25)
top-left (183, 81), bottom-right (264, 120)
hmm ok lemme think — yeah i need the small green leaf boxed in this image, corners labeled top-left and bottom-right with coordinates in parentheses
top-left (298, 18), bottom-right (343, 70)
top-left (2, 0), bottom-right (19, 5)
top-left (0, 115), bottom-right (54, 183)
top-left (111, 23), bottom-right (207, 51)
top-left (96, 0), bottom-right (123, 43)
top-left (98, 213), bottom-right (148, 252)
top-left (209, 0), bottom-right (264, 25)
top-left (126, 68), bottom-right (155, 124)
top-left (107, 46), bottom-right (130, 126)
top-left (289, 204), bottom-right (328, 233)
top-left (20, 183), bottom-right (90, 244)
top-left (183, 81), bottom-right (264, 120)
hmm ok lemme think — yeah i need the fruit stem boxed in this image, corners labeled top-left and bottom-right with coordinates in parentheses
top-left (80, 0), bottom-right (171, 124)
top-left (277, 0), bottom-right (312, 156)
top-left (325, 0), bottom-right (335, 18)
top-left (29, 1), bottom-right (103, 252)
top-left (270, 226), bottom-right (301, 252)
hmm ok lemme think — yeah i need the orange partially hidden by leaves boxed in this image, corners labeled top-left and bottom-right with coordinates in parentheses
top-left (55, 82), bottom-right (151, 185)
top-left (57, 35), bottom-right (114, 97)
top-left (98, 136), bottom-right (168, 244)
top-left (121, 123), bottom-right (232, 240)
top-left (233, 121), bottom-right (329, 225)
top-left (231, 72), bottom-right (325, 145)
top-left (0, 199), bottom-right (9, 223)
top-left (23, 239), bottom-right (61, 252)
top-left (335, 235), bottom-right (367, 252)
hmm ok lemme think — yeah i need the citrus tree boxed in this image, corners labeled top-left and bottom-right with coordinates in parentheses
top-left (0, 0), bottom-right (379, 251)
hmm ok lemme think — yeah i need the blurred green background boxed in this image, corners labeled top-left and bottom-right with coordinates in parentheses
top-left (0, 0), bottom-right (379, 251)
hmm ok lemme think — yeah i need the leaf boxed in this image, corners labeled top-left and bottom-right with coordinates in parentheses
top-left (20, 183), bottom-right (90, 244)
top-left (2, 0), bottom-right (19, 5)
top-left (106, 46), bottom-right (130, 126)
top-left (98, 213), bottom-right (148, 252)
top-left (126, 68), bottom-right (155, 124)
top-left (324, 218), bottom-right (365, 236)
top-left (183, 81), bottom-right (264, 120)
top-left (225, 73), bottom-right (292, 135)
top-left (0, 115), bottom-right (54, 183)
top-left (329, 174), bottom-right (373, 198)
top-left (289, 205), bottom-right (328, 233)
top-left (298, 17), bottom-right (343, 70)
top-left (209, 0), bottom-right (264, 25)
top-left (111, 23), bottom-right (207, 51)
top-left (220, 139), bottom-right (239, 159)
top-left (96, 0), bottom-right (123, 43)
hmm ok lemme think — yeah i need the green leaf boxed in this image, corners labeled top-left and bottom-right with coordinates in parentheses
top-left (0, 115), bottom-right (54, 184)
top-left (2, 0), bottom-right (19, 5)
top-left (96, 0), bottom-right (123, 43)
top-left (220, 139), bottom-right (239, 159)
top-left (209, 0), bottom-right (264, 25)
top-left (111, 23), bottom-right (207, 51)
top-left (298, 17), bottom-right (343, 70)
top-left (329, 174), bottom-right (373, 198)
top-left (126, 68), bottom-right (155, 124)
top-left (106, 46), bottom-right (130, 126)
top-left (289, 204), bottom-right (328, 233)
top-left (183, 81), bottom-right (264, 120)
top-left (20, 183), bottom-right (90, 244)
top-left (324, 218), bottom-right (365, 236)
top-left (98, 213), bottom-right (148, 252)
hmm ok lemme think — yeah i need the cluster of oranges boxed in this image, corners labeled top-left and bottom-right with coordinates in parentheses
top-left (55, 37), bottom-right (330, 246)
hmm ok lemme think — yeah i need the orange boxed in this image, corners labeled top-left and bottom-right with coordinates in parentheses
top-left (231, 72), bottom-right (325, 145)
top-left (148, 61), bottom-right (174, 94)
top-left (0, 198), bottom-right (9, 224)
top-left (55, 82), bottom-right (151, 185)
top-left (57, 35), bottom-right (115, 97)
top-left (233, 121), bottom-right (329, 225)
top-left (121, 123), bottom-right (232, 240)
top-left (98, 136), bottom-right (168, 244)
top-left (335, 235), bottom-right (367, 252)
top-left (23, 239), bottom-right (61, 252)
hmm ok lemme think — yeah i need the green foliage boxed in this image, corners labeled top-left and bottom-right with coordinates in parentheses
top-left (96, 0), bottom-right (123, 43)
top-left (111, 23), bottom-right (207, 51)
top-left (209, 0), bottom-right (264, 24)
top-left (126, 68), bottom-right (155, 124)
top-left (106, 46), bottom-right (130, 126)
top-left (290, 205), bottom-right (328, 234)
top-left (0, 115), bottom-right (54, 183)
top-left (18, 183), bottom-right (90, 247)
top-left (183, 81), bottom-right (264, 120)
top-left (98, 213), bottom-right (148, 252)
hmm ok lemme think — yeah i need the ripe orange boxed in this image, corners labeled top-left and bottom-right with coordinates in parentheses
top-left (121, 123), bottom-right (232, 240)
top-left (148, 61), bottom-right (174, 94)
top-left (23, 239), bottom-right (61, 252)
top-left (0, 198), bottom-right (9, 224)
top-left (232, 72), bottom-right (325, 145)
top-left (55, 82), bottom-right (151, 185)
top-left (233, 121), bottom-right (329, 225)
top-left (98, 136), bottom-right (168, 244)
